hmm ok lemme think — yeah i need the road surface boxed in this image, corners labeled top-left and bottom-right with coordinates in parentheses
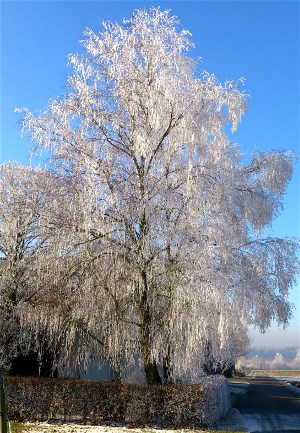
top-left (233, 376), bottom-right (300, 432)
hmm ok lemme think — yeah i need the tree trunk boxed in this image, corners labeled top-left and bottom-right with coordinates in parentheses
top-left (144, 359), bottom-right (162, 385)
top-left (140, 317), bottom-right (162, 384)
top-left (111, 359), bottom-right (122, 383)
top-left (162, 345), bottom-right (173, 384)
top-left (139, 270), bottom-right (162, 385)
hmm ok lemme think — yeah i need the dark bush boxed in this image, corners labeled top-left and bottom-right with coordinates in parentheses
top-left (4, 375), bottom-right (230, 427)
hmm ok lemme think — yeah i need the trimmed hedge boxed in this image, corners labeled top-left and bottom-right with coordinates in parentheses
top-left (4, 375), bottom-right (230, 427)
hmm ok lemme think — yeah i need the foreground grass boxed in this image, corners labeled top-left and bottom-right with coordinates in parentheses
top-left (10, 422), bottom-right (33, 432)
top-left (9, 423), bottom-right (245, 433)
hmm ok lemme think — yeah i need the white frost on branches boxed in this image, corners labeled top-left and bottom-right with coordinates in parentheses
top-left (4, 7), bottom-right (299, 383)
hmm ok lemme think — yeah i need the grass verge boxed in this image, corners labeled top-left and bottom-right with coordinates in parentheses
top-left (8, 424), bottom-right (246, 433)
top-left (10, 422), bottom-right (33, 432)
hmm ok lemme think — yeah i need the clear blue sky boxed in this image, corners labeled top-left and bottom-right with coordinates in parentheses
top-left (1, 0), bottom-right (299, 348)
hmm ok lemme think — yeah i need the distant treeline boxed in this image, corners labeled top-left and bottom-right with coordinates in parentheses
top-left (248, 346), bottom-right (299, 360)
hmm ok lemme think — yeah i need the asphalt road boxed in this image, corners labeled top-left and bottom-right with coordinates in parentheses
top-left (233, 376), bottom-right (300, 432)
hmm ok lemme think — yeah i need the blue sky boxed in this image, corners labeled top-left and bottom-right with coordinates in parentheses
top-left (1, 0), bottom-right (299, 348)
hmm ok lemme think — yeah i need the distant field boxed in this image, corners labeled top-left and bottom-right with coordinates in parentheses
top-left (250, 370), bottom-right (300, 377)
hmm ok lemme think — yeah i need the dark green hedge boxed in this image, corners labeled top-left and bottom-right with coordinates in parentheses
top-left (4, 375), bottom-right (230, 427)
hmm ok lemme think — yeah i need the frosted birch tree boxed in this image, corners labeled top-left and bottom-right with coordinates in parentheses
top-left (0, 163), bottom-right (56, 372)
top-left (0, 162), bottom-right (99, 375)
top-left (17, 8), bottom-right (299, 383)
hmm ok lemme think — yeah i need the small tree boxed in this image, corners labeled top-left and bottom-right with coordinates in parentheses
top-left (250, 355), bottom-right (267, 370)
top-left (16, 8), bottom-right (299, 384)
top-left (292, 348), bottom-right (300, 369)
top-left (270, 352), bottom-right (288, 370)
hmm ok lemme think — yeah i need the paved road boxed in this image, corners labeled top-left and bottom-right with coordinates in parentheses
top-left (233, 376), bottom-right (300, 432)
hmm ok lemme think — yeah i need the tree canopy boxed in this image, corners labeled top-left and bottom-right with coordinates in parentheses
top-left (1, 7), bottom-right (298, 383)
